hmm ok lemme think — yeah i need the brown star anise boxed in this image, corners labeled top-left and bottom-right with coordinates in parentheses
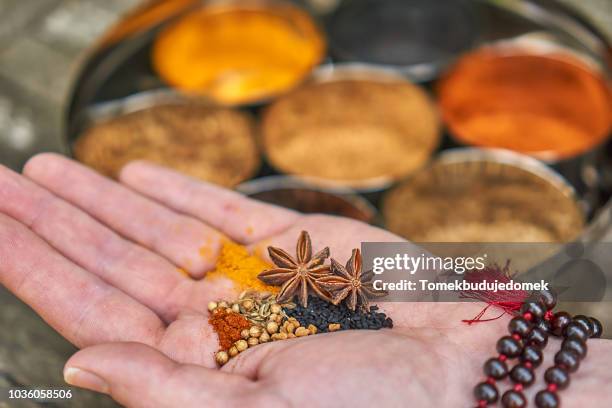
top-left (258, 231), bottom-right (333, 307)
top-left (318, 248), bottom-right (388, 311)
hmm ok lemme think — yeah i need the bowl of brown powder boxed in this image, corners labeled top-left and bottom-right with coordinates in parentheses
top-left (382, 148), bottom-right (585, 243)
top-left (73, 102), bottom-right (260, 187)
top-left (260, 64), bottom-right (441, 191)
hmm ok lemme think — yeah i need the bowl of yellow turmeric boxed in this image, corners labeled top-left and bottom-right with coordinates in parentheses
top-left (151, 0), bottom-right (326, 106)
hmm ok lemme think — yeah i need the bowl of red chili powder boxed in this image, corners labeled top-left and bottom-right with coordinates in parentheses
top-left (437, 44), bottom-right (612, 162)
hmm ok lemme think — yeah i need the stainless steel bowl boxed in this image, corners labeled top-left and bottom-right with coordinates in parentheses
top-left (237, 175), bottom-right (379, 223)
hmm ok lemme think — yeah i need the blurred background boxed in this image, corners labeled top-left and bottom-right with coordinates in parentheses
top-left (0, 0), bottom-right (612, 407)
top-left (0, 0), bottom-right (609, 172)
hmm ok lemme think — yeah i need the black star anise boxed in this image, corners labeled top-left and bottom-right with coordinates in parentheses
top-left (258, 231), bottom-right (333, 307)
top-left (318, 248), bottom-right (387, 311)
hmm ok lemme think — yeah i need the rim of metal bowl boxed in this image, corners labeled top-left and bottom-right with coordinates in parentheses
top-left (236, 175), bottom-right (379, 222)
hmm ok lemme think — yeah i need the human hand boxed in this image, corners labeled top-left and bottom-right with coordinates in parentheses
top-left (0, 154), bottom-right (610, 407)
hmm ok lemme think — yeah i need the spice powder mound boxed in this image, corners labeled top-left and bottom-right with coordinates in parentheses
top-left (209, 308), bottom-right (251, 351)
top-left (206, 242), bottom-right (279, 293)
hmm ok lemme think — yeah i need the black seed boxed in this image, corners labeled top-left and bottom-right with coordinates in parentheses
top-left (284, 296), bottom-right (392, 332)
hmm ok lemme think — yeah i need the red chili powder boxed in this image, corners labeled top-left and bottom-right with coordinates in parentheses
top-left (438, 48), bottom-right (612, 160)
top-left (208, 308), bottom-right (251, 350)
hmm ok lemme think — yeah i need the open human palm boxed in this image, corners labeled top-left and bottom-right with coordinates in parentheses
top-left (0, 154), bottom-right (610, 407)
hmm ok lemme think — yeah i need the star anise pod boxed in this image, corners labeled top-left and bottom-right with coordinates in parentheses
top-left (258, 231), bottom-right (333, 307)
top-left (318, 248), bottom-right (388, 311)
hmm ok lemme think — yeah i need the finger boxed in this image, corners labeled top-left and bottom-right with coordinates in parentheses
top-left (64, 343), bottom-right (266, 408)
top-left (0, 165), bottom-right (234, 319)
top-left (0, 213), bottom-right (164, 347)
top-left (22, 154), bottom-right (222, 278)
top-left (119, 161), bottom-right (300, 244)
top-left (0, 164), bottom-right (198, 320)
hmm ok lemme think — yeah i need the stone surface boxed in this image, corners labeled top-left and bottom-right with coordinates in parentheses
top-left (0, 0), bottom-right (60, 46)
top-left (35, 1), bottom-right (118, 57)
top-left (0, 76), bottom-right (65, 170)
top-left (98, 0), bottom-right (145, 14)
top-left (0, 36), bottom-right (73, 104)
top-left (0, 0), bottom-right (140, 173)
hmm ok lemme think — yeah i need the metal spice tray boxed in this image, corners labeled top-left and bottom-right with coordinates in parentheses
top-left (65, 0), bottom-right (612, 242)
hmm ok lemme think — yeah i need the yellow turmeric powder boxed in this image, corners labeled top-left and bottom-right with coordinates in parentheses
top-left (152, 2), bottom-right (325, 105)
top-left (206, 241), bottom-right (279, 293)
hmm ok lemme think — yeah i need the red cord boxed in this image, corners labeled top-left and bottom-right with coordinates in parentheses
top-left (460, 262), bottom-right (529, 325)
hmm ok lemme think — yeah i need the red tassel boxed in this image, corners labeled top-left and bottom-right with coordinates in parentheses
top-left (460, 261), bottom-right (529, 325)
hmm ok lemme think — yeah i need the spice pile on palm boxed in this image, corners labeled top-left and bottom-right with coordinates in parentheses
top-left (207, 231), bottom-right (393, 366)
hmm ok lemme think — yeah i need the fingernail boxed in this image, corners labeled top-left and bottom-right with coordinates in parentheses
top-left (64, 367), bottom-right (109, 394)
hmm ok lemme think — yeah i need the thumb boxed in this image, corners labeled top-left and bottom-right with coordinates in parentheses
top-left (63, 342), bottom-right (260, 408)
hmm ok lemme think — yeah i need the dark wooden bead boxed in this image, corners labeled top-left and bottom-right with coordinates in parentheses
top-left (520, 345), bottom-right (543, 367)
top-left (510, 364), bottom-right (535, 386)
top-left (562, 337), bottom-right (587, 359)
top-left (527, 327), bottom-right (548, 348)
top-left (573, 315), bottom-right (593, 336)
top-left (508, 316), bottom-right (532, 338)
top-left (554, 349), bottom-right (580, 372)
top-left (497, 336), bottom-right (523, 358)
top-left (535, 390), bottom-right (559, 408)
top-left (537, 289), bottom-right (557, 310)
top-left (589, 317), bottom-right (603, 338)
top-left (474, 382), bottom-right (498, 403)
top-left (520, 300), bottom-right (545, 319)
top-left (501, 390), bottom-right (526, 408)
top-left (484, 357), bottom-right (508, 380)
top-left (563, 321), bottom-right (589, 341)
top-left (550, 311), bottom-right (572, 337)
top-left (537, 319), bottom-right (551, 334)
top-left (544, 366), bottom-right (570, 390)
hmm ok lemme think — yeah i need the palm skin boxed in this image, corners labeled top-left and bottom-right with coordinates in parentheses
top-left (0, 154), bottom-right (610, 408)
